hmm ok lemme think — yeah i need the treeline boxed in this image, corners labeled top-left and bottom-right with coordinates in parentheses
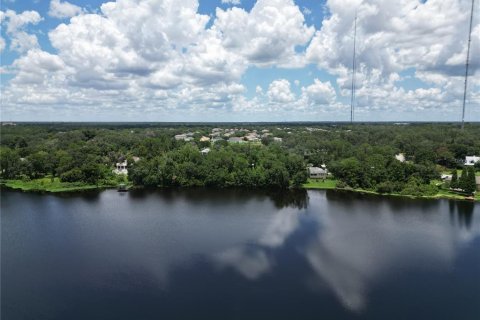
top-left (330, 156), bottom-right (439, 196)
top-left (129, 144), bottom-right (306, 188)
top-left (1, 123), bottom-right (479, 193)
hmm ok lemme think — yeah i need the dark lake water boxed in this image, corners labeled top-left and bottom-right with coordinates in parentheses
top-left (1, 189), bottom-right (479, 320)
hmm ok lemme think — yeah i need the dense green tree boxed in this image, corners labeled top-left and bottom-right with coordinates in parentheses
top-left (459, 167), bottom-right (468, 192)
top-left (0, 147), bottom-right (21, 179)
top-left (465, 167), bottom-right (477, 195)
top-left (450, 170), bottom-right (458, 189)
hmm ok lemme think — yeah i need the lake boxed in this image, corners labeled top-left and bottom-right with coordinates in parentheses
top-left (1, 189), bottom-right (479, 320)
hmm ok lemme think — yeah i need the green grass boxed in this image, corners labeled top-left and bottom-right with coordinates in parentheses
top-left (303, 179), bottom-right (337, 189)
top-left (441, 169), bottom-right (480, 176)
top-left (1, 177), bottom-right (115, 193)
top-left (303, 178), bottom-right (479, 201)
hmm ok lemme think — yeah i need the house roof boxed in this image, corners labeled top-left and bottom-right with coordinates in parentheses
top-left (308, 167), bottom-right (327, 174)
top-left (465, 156), bottom-right (480, 164)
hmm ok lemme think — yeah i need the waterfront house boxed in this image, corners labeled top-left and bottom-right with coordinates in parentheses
top-left (308, 166), bottom-right (328, 179)
top-left (114, 160), bottom-right (128, 175)
top-left (465, 156), bottom-right (480, 166)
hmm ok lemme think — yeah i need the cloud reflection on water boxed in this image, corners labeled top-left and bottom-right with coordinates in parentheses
top-left (216, 191), bottom-right (480, 312)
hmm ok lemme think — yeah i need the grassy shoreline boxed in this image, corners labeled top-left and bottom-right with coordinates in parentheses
top-left (1, 177), bottom-right (116, 193)
top-left (302, 179), bottom-right (479, 202)
top-left (2, 178), bottom-right (478, 202)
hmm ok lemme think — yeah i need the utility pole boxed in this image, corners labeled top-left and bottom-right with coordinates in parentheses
top-left (350, 13), bottom-right (357, 124)
top-left (461, 0), bottom-right (475, 130)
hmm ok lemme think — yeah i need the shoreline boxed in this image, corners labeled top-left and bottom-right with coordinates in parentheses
top-left (2, 179), bottom-right (478, 202)
top-left (0, 179), bottom-right (117, 193)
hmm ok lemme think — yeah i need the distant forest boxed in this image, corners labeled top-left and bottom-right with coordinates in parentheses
top-left (1, 123), bottom-right (479, 195)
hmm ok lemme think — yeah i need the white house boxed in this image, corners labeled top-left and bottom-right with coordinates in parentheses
top-left (114, 160), bottom-right (128, 175)
top-left (441, 174), bottom-right (452, 181)
top-left (395, 153), bottom-right (406, 162)
top-left (175, 134), bottom-right (187, 141)
top-left (308, 166), bottom-right (328, 179)
top-left (201, 147), bottom-right (211, 155)
top-left (465, 156), bottom-right (480, 166)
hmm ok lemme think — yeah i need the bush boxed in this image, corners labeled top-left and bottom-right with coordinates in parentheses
top-left (336, 180), bottom-right (348, 189)
top-left (60, 168), bottom-right (83, 182)
top-left (401, 177), bottom-right (437, 196)
top-left (376, 181), bottom-right (405, 194)
top-left (376, 181), bottom-right (394, 194)
top-left (292, 171), bottom-right (308, 188)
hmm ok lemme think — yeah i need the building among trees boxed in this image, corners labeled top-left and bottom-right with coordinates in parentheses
top-left (465, 156), bottom-right (480, 166)
top-left (114, 160), bottom-right (128, 175)
top-left (308, 166), bottom-right (328, 179)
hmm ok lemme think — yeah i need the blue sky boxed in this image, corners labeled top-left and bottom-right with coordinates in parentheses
top-left (0, 0), bottom-right (478, 122)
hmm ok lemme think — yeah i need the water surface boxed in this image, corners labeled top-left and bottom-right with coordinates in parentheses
top-left (1, 189), bottom-right (479, 319)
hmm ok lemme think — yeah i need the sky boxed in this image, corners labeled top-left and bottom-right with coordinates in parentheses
top-left (0, 0), bottom-right (479, 122)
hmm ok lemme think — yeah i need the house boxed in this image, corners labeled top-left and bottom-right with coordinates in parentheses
top-left (114, 160), bottom-right (128, 175)
top-left (273, 137), bottom-right (283, 143)
top-left (395, 153), bottom-right (406, 162)
top-left (212, 137), bottom-right (224, 144)
top-left (441, 174), bottom-right (452, 181)
top-left (132, 156), bottom-right (141, 163)
top-left (201, 147), bottom-right (211, 155)
top-left (465, 156), bottom-right (480, 166)
top-left (175, 134), bottom-right (187, 141)
top-left (200, 136), bottom-right (211, 142)
top-left (229, 137), bottom-right (245, 143)
top-left (308, 166), bottom-right (328, 179)
top-left (245, 134), bottom-right (259, 142)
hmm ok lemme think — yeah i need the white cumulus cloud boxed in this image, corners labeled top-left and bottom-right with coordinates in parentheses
top-left (214, 0), bottom-right (314, 66)
top-left (48, 0), bottom-right (84, 19)
top-left (0, 9), bottom-right (42, 53)
top-left (302, 79), bottom-right (336, 105)
top-left (268, 79), bottom-right (295, 103)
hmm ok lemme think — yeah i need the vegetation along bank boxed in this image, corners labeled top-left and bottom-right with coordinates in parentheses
top-left (1, 123), bottom-right (479, 201)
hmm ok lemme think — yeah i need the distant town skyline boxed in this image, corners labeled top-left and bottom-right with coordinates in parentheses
top-left (0, 0), bottom-right (479, 122)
